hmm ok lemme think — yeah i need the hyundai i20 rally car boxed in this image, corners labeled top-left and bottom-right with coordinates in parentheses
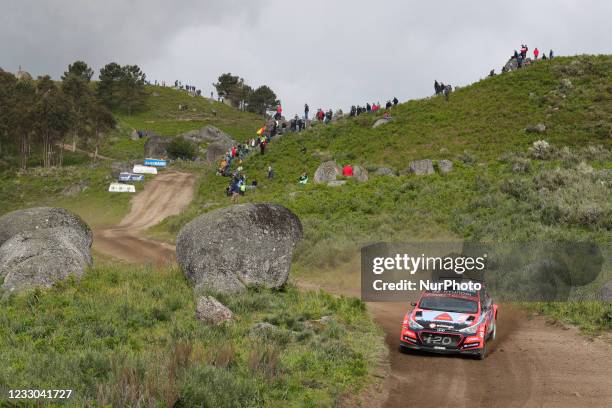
top-left (399, 281), bottom-right (498, 359)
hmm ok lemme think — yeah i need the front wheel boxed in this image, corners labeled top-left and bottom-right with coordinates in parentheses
top-left (477, 340), bottom-right (489, 360)
top-left (491, 320), bottom-right (497, 341)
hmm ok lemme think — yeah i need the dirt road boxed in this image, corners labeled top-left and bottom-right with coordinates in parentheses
top-left (370, 301), bottom-right (611, 408)
top-left (93, 171), bottom-right (195, 265)
top-left (93, 171), bottom-right (611, 408)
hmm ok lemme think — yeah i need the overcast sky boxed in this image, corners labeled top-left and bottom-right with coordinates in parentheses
top-left (2, 0), bottom-right (611, 117)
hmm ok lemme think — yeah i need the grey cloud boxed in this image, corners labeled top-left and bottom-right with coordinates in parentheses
top-left (2, 0), bottom-right (611, 120)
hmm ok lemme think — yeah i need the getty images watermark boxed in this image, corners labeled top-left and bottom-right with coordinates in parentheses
top-left (361, 242), bottom-right (609, 302)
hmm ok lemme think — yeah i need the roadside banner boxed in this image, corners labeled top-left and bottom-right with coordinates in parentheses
top-left (133, 165), bottom-right (158, 175)
top-left (144, 158), bottom-right (167, 167)
top-left (108, 183), bottom-right (136, 193)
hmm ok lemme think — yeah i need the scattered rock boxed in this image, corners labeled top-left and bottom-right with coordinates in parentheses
top-left (195, 296), bottom-right (233, 325)
top-left (408, 159), bottom-right (435, 175)
top-left (130, 130), bottom-right (140, 141)
top-left (525, 123), bottom-right (547, 134)
top-left (438, 160), bottom-right (453, 174)
top-left (314, 161), bottom-right (341, 184)
top-left (373, 118), bottom-right (391, 128)
top-left (62, 180), bottom-right (89, 197)
top-left (144, 135), bottom-right (171, 157)
top-left (319, 316), bottom-right (333, 324)
top-left (0, 227), bottom-right (92, 292)
top-left (327, 180), bottom-right (347, 187)
top-left (249, 322), bottom-right (278, 337)
top-left (601, 281), bottom-right (612, 301)
top-left (560, 78), bottom-right (573, 89)
top-left (352, 166), bottom-right (369, 182)
top-left (176, 203), bottom-right (303, 293)
top-left (0, 207), bottom-right (92, 247)
top-left (375, 167), bottom-right (396, 176)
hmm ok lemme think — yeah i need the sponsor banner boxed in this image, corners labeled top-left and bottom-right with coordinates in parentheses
top-left (144, 158), bottom-right (167, 167)
top-left (108, 183), bottom-right (136, 193)
top-left (133, 165), bottom-right (158, 175)
top-left (361, 242), bottom-right (610, 302)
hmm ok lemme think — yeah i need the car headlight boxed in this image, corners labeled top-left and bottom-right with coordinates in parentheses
top-left (409, 317), bottom-right (423, 330)
top-left (458, 324), bottom-right (478, 334)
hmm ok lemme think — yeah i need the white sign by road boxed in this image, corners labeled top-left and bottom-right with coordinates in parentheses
top-left (133, 165), bottom-right (158, 175)
top-left (109, 183), bottom-right (136, 193)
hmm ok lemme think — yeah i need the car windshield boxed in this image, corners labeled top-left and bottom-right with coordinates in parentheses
top-left (419, 296), bottom-right (478, 314)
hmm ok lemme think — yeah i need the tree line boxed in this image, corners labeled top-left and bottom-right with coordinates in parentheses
top-left (214, 73), bottom-right (279, 115)
top-left (0, 61), bottom-right (148, 169)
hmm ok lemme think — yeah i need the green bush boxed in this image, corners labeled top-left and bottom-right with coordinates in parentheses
top-left (167, 136), bottom-right (197, 160)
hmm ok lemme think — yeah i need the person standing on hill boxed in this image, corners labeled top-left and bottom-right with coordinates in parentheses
top-left (549, 49), bottom-right (554, 59)
top-left (434, 80), bottom-right (440, 95)
top-left (393, 97), bottom-right (399, 107)
top-left (304, 103), bottom-right (309, 120)
top-left (343, 164), bottom-right (353, 177)
top-left (267, 166), bottom-right (274, 179)
top-left (533, 48), bottom-right (540, 60)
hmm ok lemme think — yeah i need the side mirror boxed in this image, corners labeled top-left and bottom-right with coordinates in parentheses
top-left (410, 302), bottom-right (417, 307)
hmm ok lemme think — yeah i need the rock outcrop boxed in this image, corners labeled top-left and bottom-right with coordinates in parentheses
top-left (352, 166), bottom-right (369, 182)
top-left (144, 135), bottom-right (171, 157)
top-left (176, 203), bottom-right (303, 293)
top-left (408, 159), bottom-right (435, 175)
top-left (195, 296), bottom-right (233, 325)
top-left (182, 125), bottom-right (236, 146)
top-left (314, 161), bottom-right (341, 184)
top-left (438, 160), bottom-right (453, 174)
top-left (373, 118), bottom-right (392, 128)
top-left (375, 167), bottom-right (396, 176)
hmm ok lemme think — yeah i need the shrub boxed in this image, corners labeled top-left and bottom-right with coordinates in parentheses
top-left (167, 136), bottom-right (197, 160)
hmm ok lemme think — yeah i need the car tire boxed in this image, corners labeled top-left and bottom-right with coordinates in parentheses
top-left (477, 340), bottom-right (488, 360)
top-left (491, 320), bottom-right (497, 341)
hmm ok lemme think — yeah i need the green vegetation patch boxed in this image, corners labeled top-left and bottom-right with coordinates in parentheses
top-left (0, 265), bottom-right (384, 407)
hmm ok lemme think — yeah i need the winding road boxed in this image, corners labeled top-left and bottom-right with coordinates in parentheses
top-left (93, 171), bottom-right (612, 408)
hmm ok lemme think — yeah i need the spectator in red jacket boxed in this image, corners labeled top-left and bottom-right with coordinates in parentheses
top-left (534, 48), bottom-right (540, 60)
top-left (343, 165), bottom-right (353, 177)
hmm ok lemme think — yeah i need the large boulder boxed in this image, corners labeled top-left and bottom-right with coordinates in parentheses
top-left (0, 227), bottom-right (92, 292)
top-left (408, 160), bottom-right (435, 175)
top-left (206, 141), bottom-right (233, 163)
top-left (195, 296), bottom-right (233, 325)
top-left (182, 125), bottom-right (236, 146)
top-left (601, 281), bottom-right (612, 301)
top-left (314, 161), bottom-right (341, 184)
top-left (176, 203), bottom-right (303, 293)
top-left (144, 135), bottom-right (171, 157)
top-left (352, 166), bottom-right (369, 182)
top-left (0, 207), bottom-right (92, 248)
top-left (525, 123), bottom-right (547, 134)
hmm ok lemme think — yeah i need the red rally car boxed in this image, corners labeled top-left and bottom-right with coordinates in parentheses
top-left (399, 282), bottom-right (498, 360)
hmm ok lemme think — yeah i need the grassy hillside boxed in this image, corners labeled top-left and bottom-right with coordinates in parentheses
top-left (153, 55), bottom-right (611, 331)
top-left (0, 86), bottom-right (264, 225)
top-left (115, 85), bottom-right (264, 139)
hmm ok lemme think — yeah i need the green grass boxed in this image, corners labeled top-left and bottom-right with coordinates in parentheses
top-left (0, 162), bottom-right (143, 228)
top-left (0, 264), bottom-right (384, 407)
top-left (115, 85), bottom-right (265, 140)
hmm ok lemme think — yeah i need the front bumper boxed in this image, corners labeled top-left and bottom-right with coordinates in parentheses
top-left (399, 339), bottom-right (482, 356)
top-left (400, 329), bottom-right (484, 355)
